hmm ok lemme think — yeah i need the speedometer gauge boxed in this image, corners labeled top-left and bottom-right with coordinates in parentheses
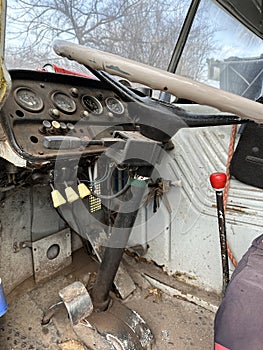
top-left (51, 92), bottom-right (76, 114)
top-left (105, 97), bottom-right (124, 115)
top-left (82, 95), bottom-right (103, 115)
top-left (14, 87), bottom-right (44, 112)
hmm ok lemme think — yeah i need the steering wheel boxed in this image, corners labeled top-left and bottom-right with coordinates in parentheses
top-left (53, 40), bottom-right (263, 126)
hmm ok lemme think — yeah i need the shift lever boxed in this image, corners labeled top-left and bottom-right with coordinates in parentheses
top-left (210, 172), bottom-right (229, 294)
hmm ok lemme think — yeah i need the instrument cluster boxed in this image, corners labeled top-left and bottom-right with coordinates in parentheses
top-left (14, 86), bottom-right (125, 117)
top-left (1, 69), bottom-right (131, 163)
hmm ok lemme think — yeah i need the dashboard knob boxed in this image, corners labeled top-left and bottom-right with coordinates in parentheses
top-left (60, 122), bottom-right (67, 133)
top-left (40, 120), bottom-right (52, 134)
top-left (80, 111), bottom-right (89, 119)
top-left (51, 120), bottom-right (61, 134)
top-left (70, 87), bottom-right (79, 97)
top-left (49, 108), bottom-right (60, 119)
top-left (67, 123), bottom-right (75, 132)
top-left (81, 110), bottom-right (89, 119)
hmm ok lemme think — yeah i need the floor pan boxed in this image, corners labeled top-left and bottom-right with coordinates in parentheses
top-left (0, 249), bottom-right (216, 349)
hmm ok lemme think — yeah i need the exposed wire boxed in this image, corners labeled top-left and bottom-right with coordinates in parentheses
top-left (81, 160), bottom-right (131, 200)
top-left (85, 160), bottom-right (114, 186)
top-left (92, 177), bottom-right (131, 200)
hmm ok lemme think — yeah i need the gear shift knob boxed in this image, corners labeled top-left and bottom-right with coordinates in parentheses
top-left (210, 172), bottom-right (227, 191)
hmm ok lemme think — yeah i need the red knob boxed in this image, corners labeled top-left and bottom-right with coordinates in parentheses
top-left (210, 172), bottom-right (227, 190)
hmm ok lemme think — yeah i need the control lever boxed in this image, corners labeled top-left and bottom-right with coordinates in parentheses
top-left (43, 136), bottom-right (120, 149)
top-left (210, 172), bottom-right (229, 294)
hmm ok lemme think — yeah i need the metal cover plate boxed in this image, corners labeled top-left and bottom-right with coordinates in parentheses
top-left (32, 228), bottom-right (72, 283)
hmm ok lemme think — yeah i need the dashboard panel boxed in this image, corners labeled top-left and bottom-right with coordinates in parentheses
top-left (1, 69), bottom-right (133, 164)
top-left (1, 69), bottom-right (241, 167)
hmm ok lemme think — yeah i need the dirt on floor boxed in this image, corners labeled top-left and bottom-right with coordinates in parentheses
top-left (0, 249), bottom-right (218, 350)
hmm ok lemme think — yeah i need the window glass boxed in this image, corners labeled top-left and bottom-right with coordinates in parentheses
top-left (176, 0), bottom-right (263, 100)
top-left (5, 0), bottom-right (191, 72)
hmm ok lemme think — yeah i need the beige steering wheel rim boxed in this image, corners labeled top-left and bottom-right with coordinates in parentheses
top-left (54, 40), bottom-right (263, 124)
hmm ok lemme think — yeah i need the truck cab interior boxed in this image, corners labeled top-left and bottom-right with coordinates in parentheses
top-left (0, 0), bottom-right (263, 349)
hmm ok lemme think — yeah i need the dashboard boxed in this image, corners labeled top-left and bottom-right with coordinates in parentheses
top-left (1, 70), bottom-right (133, 164)
top-left (1, 69), bottom-right (242, 168)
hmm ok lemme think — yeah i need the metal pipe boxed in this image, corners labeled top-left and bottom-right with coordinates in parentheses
top-left (91, 177), bottom-right (149, 311)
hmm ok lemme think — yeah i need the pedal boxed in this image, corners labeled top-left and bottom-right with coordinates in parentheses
top-left (59, 281), bottom-right (93, 325)
top-left (58, 282), bottom-right (154, 350)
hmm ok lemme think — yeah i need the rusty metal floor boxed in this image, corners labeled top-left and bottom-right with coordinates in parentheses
top-left (0, 249), bottom-right (218, 350)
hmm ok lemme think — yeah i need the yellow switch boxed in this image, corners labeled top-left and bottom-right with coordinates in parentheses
top-left (51, 187), bottom-right (66, 208)
top-left (78, 182), bottom-right (91, 199)
top-left (65, 185), bottom-right (79, 203)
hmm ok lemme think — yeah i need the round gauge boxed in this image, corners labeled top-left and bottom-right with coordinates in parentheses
top-left (82, 95), bottom-right (103, 115)
top-left (14, 87), bottom-right (44, 112)
top-left (105, 96), bottom-right (124, 115)
top-left (51, 92), bottom-right (76, 114)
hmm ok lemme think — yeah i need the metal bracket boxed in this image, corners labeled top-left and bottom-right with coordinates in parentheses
top-left (32, 228), bottom-right (72, 283)
top-left (13, 241), bottom-right (32, 253)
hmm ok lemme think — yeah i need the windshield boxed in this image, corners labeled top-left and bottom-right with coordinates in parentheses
top-left (5, 0), bottom-right (191, 72)
top-left (176, 0), bottom-right (263, 100)
top-left (5, 0), bottom-right (263, 100)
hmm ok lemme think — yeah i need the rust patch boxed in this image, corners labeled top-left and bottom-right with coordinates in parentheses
top-left (172, 271), bottom-right (197, 281)
top-left (144, 287), bottom-right (163, 303)
top-left (212, 204), bottom-right (254, 214)
top-left (60, 339), bottom-right (85, 350)
top-left (62, 284), bottom-right (86, 303)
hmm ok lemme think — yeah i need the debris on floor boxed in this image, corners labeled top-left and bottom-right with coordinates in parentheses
top-left (0, 249), bottom-right (218, 349)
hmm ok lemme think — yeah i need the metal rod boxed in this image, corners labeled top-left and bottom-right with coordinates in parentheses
top-left (159, 0), bottom-right (201, 102)
top-left (41, 301), bottom-right (64, 325)
top-left (167, 0), bottom-right (201, 73)
top-left (91, 177), bottom-right (148, 311)
top-left (210, 172), bottom-right (229, 294)
top-left (215, 190), bottom-right (230, 294)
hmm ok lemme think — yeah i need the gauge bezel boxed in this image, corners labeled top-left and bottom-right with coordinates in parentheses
top-left (81, 95), bottom-right (103, 115)
top-left (51, 91), bottom-right (76, 114)
top-left (14, 87), bottom-right (44, 113)
top-left (105, 96), bottom-right (125, 115)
